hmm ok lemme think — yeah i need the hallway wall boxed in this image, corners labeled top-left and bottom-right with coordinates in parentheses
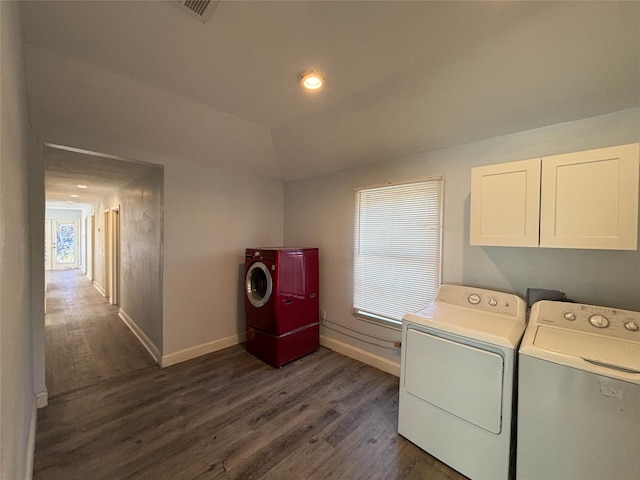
top-left (0, 2), bottom-right (37, 478)
top-left (88, 164), bottom-right (164, 360)
top-left (118, 166), bottom-right (164, 356)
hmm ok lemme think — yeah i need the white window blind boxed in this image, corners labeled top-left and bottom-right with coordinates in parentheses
top-left (353, 178), bottom-right (443, 325)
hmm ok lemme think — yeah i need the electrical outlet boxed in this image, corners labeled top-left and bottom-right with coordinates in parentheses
top-left (320, 309), bottom-right (327, 320)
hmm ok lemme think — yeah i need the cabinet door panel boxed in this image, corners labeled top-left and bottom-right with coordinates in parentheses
top-left (470, 158), bottom-right (541, 247)
top-left (540, 144), bottom-right (639, 250)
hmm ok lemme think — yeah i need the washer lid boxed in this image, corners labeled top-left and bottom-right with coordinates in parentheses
top-left (531, 326), bottom-right (640, 373)
top-left (403, 302), bottom-right (526, 349)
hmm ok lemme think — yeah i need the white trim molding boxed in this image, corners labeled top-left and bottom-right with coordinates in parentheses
top-left (118, 309), bottom-right (161, 365)
top-left (26, 400), bottom-right (37, 480)
top-left (320, 335), bottom-right (400, 377)
top-left (92, 281), bottom-right (106, 297)
top-left (161, 333), bottom-right (246, 368)
top-left (35, 389), bottom-right (48, 409)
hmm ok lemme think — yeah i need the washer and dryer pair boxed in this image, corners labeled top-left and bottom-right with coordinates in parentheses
top-left (244, 247), bottom-right (319, 368)
top-left (399, 284), bottom-right (639, 480)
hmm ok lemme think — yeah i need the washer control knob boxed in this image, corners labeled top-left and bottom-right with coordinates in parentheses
top-left (468, 294), bottom-right (481, 305)
top-left (488, 298), bottom-right (498, 307)
top-left (624, 321), bottom-right (639, 332)
top-left (589, 314), bottom-right (609, 329)
top-left (564, 312), bottom-right (576, 321)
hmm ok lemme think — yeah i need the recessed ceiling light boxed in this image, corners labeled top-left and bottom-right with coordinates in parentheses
top-left (66, 200), bottom-right (74, 203)
top-left (300, 71), bottom-right (325, 91)
top-left (76, 185), bottom-right (89, 189)
top-left (70, 194), bottom-right (80, 198)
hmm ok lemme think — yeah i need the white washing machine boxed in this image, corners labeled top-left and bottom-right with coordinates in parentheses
top-left (517, 300), bottom-right (640, 480)
top-left (399, 284), bottom-right (527, 480)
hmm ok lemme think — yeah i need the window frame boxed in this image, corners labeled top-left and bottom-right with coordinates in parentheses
top-left (352, 177), bottom-right (444, 329)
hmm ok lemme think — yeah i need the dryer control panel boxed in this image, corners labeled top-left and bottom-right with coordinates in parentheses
top-left (435, 284), bottom-right (523, 318)
top-left (532, 301), bottom-right (640, 343)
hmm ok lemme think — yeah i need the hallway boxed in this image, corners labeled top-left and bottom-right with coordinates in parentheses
top-left (45, 269), bottom-right (157, 398)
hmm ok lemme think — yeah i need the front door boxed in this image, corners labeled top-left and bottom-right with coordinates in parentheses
top-left (45, 219), bottom-right (80, 270)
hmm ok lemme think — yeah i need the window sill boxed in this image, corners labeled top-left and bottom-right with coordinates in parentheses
top-left (353, 309), bottom-right (402, 331)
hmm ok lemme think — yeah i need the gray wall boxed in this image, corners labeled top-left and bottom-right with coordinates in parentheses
top-left (162, 160), bottom-right (284, 358)
top-left (45, 208), bottom-right (81, 220)
top-left (89, 164), bottom-right (164, 356)
top-left (0, 2), bottom-right (36, 477)
top-left (284, 108), bottom-right (640, 365)
top-left (30, 137), bottom-right (46, 409)
top-left (119, 166), bottom-right (163, 352)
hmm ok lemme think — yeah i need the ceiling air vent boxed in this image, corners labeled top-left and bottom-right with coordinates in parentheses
top-left (175, 0), bottom-right (219, 23)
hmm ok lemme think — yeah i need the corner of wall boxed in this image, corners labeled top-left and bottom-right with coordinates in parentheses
top-left (161, 332), bottom-right (246, 368)
top-left (35, 389), bottom-right (48, 409)
top-left (25, 399), bottom-right (37, 480)
top-left (118, 308), bottom-right (161, 365)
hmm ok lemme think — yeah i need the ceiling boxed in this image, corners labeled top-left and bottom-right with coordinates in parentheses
top-left (44, 145), bottom-right (159, 209)
top-left (18, 1), bottom-right (640, 205)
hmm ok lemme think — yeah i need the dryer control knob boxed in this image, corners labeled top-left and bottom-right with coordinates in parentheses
top-left (624, 321), bottom-right (639, 332)
top-left (589, 314), bottom-right (609, 329)
top-left (564, 312), bottom-right (576, 321)
top-left (488, 298), bottom-right (498, 307)
top-left (468, 294), bottom-right (481, 305)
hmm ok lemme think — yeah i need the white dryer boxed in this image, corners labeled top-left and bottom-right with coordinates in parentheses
top-left (517, 300), bottom-right (640, 480)
top-left (399, 284), bottom-right (526, 480)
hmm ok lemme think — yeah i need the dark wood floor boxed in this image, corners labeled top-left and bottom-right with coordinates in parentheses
top-left (36, 271), bottom-right (468, 480)
top-left (44, 269), bottom-right (156, 397)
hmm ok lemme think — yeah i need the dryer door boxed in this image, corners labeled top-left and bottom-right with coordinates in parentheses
top-left (246, 262), bottom-right (273, 308)
top-left (404, 327), bottom-right (504, 434)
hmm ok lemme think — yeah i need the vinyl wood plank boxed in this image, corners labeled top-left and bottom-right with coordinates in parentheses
top-left (36, 273), bottom-right (469, 480)
top-left (43, 269), bottom-right (156, 397)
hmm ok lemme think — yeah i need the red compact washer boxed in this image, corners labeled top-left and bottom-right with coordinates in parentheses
top-left (244, 247), bottom-right (319, 367)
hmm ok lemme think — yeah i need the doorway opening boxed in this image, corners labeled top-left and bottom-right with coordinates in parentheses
top-left (42, 143), bottom-right (164, 400)
top-left (44, 219), bottom-right (80, 271)
top-left (109, 207), bottom-right (120, 306)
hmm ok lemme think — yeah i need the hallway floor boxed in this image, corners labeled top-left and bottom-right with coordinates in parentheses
top-left (44, 269), bottom-right (156, 398)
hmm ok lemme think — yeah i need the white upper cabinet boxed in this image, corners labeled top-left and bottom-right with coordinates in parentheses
top-left (470, 158), bottom-right (541, 247)
top-left (540, 144), bottom-right (639, 250)
top-left (470, 144), bottom-right (639, 250)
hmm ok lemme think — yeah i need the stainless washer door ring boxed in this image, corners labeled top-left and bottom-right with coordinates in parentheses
top-left (245, 262), bottom-right (273, 308)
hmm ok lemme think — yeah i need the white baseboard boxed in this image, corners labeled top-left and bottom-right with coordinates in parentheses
top-left (161, 333), bottom-right (246, 368)
top-left (25, 400), bottom-right (37, 480)
top-left (320, 335), bottom-right (400, 377)
top-left (92, 281), bottom-right (106, 297)
top-left (118, 309), bottom-right (161, 365)
top-left (35, 388), bottom-right (48, 409)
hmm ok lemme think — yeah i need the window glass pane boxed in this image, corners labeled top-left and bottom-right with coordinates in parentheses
top-left (56, 222), bottom-right (76, 264)
top-left (354, 179), bottom-right (442, 322)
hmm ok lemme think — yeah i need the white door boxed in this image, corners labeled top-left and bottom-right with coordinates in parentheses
top-left (45, 220), bottom-right (80, 270)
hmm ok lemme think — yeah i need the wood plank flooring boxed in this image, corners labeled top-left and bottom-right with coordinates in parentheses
top-left (44, 269), bottom-right (156, 397)
top-left (36, 270), bottom-right (468, 479)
